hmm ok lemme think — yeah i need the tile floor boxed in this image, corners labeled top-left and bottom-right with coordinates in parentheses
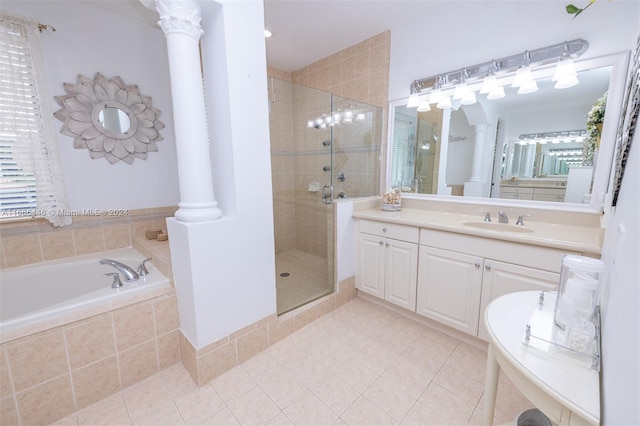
top-left (50, 297), bottom-right (534, 426)
top-left (275, 250), bottom-right (332, 315)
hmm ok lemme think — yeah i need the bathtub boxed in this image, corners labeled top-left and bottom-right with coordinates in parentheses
top-left (0, 247), bottom-right (172, 341)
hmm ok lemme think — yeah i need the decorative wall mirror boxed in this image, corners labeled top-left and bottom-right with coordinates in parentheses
top-left (54, 73), bottom-right (164, 164)
top-left (387, 52), bottom-right (630, 212)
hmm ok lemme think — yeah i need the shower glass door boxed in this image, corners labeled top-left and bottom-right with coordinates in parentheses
top-left (269, 77), bottom-right (381, 315)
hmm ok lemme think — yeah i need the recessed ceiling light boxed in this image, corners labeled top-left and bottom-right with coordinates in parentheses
top-left (264, 29), bottom-right (273, 38)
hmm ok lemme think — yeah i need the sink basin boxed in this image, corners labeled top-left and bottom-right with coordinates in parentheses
top-left (462, 221), bottom-right (534, 233)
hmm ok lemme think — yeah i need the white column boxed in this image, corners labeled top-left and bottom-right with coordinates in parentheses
top-left (468, 124), bottom-right (489, 182)
top-left (155, 0), bottom-right (221, 222)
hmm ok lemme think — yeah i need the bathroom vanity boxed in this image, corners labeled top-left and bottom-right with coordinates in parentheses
top-left (352, 202), bottom-right (601, 341)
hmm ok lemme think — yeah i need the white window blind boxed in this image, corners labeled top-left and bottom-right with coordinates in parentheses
top-left (0, 14), bottom-right (70, 226)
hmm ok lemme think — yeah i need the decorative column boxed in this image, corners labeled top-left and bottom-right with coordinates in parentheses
top-left (155, 0), bottom-right (221, 222)
top-left (468, 124), bottom-right (489, 182)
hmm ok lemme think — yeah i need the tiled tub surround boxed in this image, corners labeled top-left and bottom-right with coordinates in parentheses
top-left (0, 206), bottom-right (177, 269)
top-left (0, 208), bottom-right (182, 425)
top-left (0, 248), bottom-right (173, 342)
top-left (0, 291), bottom-right (182, 425)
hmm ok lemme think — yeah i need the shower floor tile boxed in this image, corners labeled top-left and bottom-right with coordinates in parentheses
top-left (275, 250), bottom-right (332, 315)
top-left (53, 297), bottom-right (536, 426)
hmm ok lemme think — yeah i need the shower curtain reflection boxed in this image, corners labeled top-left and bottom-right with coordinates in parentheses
top-left (268, 77), bottom-right (381, 315)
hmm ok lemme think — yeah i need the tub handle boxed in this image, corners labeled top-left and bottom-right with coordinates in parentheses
top-left (137, 258), bottom-right (152, 276)
top-left (105, 272), bottom-right (123, 288)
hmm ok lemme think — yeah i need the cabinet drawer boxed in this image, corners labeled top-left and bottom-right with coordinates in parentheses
top-left (420, 229), bottom-right (579, 273)
top-left (534, 188), bottom-right (566, 196)
top-left (359, 219), bottom-right (419, 243)
top-left (500, 187), bottom-right (533, 194)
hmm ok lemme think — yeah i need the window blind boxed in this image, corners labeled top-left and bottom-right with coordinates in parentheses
top-left (0, 14), bottom-right (70, 225)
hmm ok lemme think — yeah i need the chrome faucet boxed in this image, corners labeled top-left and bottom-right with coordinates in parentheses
top-left (99, 259), bottom-right (139, 281)
top-left (516, 213), bottom-right (531, 226)
top-left (498, 211), bottom-right (509, 224)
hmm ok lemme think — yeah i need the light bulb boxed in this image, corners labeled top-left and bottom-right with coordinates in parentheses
top-left (512, 66), bottom-right (532, 88)
top-left (517, 79), bottom-right (538, 94)
top-left (407, 93), bottom-right (419, 108)
top-left (487, 86), bottom-right (505, 100)
top-left (436, 96), bottom-right (452, 109)
top-left (417, 100), bottom-right (431, 112)
top-left (461, 91), bottom-right (477, 105)
top-left (428, 89), bottom-right (442, 104)
top-left (453, 83), bottom-right (469, 100)
top-left (480, 75), bottom-right (498, 94)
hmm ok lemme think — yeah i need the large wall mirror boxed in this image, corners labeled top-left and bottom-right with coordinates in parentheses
top-left (387, 52), bottom-right (630, 212)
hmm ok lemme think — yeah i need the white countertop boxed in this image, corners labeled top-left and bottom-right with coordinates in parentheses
top-left (485, 291), bottom-right (600, 424)
top-left (353, 208), bottom-right (602, 255)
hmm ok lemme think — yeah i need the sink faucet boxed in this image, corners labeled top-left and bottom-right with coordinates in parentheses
top-left (99, 259), bottom-right (139, 281)
top-left (498, 211), bottom-right (509, 224)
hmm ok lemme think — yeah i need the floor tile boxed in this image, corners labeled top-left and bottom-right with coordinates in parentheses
top-left (283, 390), bottom-right (338, 425)
top-left (211, 366), bottom-right (257, 405)
top-left (253, 366), bottom-right (308, 410)
top-left (340, 395), bottom-right (397, 426)
top-left (174, 384), bottom-right (225, 425)
top-left (310, 373), bottom-right (360, 416)
top-left (226, 386), bottom-right (281, 425)
top-left (363, 377), bottom-right (416, 422)
top-left (46, 297), bottom-right (537, 426)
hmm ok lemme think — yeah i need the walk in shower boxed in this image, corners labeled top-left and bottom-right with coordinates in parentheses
top-left (268, 77), bottom-right (382, 314)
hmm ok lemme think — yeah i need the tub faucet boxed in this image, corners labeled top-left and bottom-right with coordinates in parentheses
top-left (99, 259), bottom-right (139, 281)
top-left (498, 211), bottom-right (509, 224)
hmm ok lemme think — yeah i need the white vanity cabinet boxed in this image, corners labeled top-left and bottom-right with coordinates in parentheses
top-left (357, 220), bottom-right (419, 311)
top-left (417, 229), bottom-right (576, 340)
top-left (416, 246), bottom-right (483, 335)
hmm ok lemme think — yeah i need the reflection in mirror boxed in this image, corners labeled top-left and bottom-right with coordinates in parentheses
top-left (98, 107), bottom-right (131, 134)
top-left (388, 58), bottom-right (622, 208)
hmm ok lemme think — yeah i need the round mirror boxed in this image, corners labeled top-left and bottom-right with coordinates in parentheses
top-left (98, 107), bottom-right (131, 134)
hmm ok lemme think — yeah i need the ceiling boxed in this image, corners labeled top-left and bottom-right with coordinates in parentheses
top-left (263, 0), bottom-right (398, 72)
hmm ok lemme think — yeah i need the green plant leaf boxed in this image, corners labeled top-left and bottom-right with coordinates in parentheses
top-left (566, 4), bottom-right (581, 14)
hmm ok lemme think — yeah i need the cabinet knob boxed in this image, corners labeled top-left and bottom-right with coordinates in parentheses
top-left (485, 264), bottom-right (491, 271)
top-left (385, 242), bottom-right (390, 247)
top-left (382, 227), bottom-right (387, 233)
top-left (474, 262), bottom-right (481, 268)
top-left (379, 241), bottom-right (384, 246)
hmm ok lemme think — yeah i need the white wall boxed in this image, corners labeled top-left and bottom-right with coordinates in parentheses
top-left (2, 1), bottom-right (179, 211)
top-left (388, 1), bottom-right (640, 101)
top-left (166, 0), bottom-right (277, 348)
top-left (599, 90), bottom-right (640, 423)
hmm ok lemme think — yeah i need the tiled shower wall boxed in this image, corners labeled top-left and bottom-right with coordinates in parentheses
top-left (268, 30), bottom-right (390, 257)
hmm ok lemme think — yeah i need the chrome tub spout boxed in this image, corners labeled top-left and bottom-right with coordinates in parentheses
top-left (99, 259), bottom-right (139, 281)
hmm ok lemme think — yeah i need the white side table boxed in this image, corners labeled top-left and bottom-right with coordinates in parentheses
top-left (482, 291), bottom-right (600, 425)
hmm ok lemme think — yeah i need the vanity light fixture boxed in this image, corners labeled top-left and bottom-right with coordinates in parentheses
top-left (518, 130), bottom-right (587, 145)
top-left (406, 39), bottom-right (588, 109)
top-left (553, 42), bottom-right (579, 89)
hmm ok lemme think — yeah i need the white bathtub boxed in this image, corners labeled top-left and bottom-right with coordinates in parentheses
top-left (0, 247), bottom-right (172, 340)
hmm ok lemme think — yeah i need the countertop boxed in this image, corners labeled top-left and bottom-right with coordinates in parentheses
top-left (353, 208), bottom-right (602, 255)
top-left (484, 291), bottom-right (599, 424)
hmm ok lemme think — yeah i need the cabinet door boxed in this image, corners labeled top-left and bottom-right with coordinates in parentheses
top-left (478, 260), bottom-right (559, 341)
top-left (384, 239), bottom-right (418, 311)
top-left (357, 233), bottom-right (385, 298)
top-left (416, 246), bottom-right (483, 335)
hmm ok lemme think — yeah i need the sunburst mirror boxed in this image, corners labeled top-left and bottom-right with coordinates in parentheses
top-left (54, 73), bottom-right (164, 164)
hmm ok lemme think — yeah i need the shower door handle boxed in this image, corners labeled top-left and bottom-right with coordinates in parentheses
top-left (322, 184), bottom-right (333, 204)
